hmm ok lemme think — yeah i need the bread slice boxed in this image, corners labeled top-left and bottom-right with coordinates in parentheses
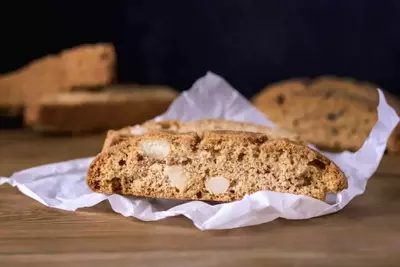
top-left (252, 76), bottom-right (400, 154)
top-left (24, 85), bottom-right (178, 133)
top-left (87, 129), bottom-right (347, 201)
top-left (102, 119), bottom-right (304, 152)
top-left (0, 43), bottom-right (115, 113)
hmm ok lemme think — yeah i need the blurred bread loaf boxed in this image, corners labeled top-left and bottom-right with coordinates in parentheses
top-left (252, 76), bottom-right (400, 154)
top-left (25, 85), bottom-right (178, 133)
top-left (0, 43), bottom-right (115, 112)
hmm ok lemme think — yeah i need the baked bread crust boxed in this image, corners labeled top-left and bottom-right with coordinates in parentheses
top-left (102, 119), bottom-right (304, 152)
top-left (252, 76), bottom-right (400, 154)
top-left (87, 128), bottom-right (347, 202)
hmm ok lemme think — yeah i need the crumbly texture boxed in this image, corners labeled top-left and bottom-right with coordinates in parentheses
top-left (0, 43), bottom-right (115, 114)
top-left (87, 130), bottom-right (347, 201)
top-left (252, 76), bottom-right (400, 154)
top-left (101, 119), bottom-right (304, 152)
top-left (24, 85), bottom-right (178, 133)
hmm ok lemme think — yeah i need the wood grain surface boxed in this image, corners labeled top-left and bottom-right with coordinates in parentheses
top-left (1, 130), bottom-right (400, 267)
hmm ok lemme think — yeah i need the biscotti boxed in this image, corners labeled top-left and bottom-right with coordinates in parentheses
top-left (252, 76), bottom-right (400, 154)
top-left (0, 55), bottom-right (63, 108)
top-left (60, 43), bottom-right (115, 89)
top-left (102, 118), bottom-right (304, 151)
top-left (24, 85), bottom-right (178, 134)
top-left (0, 43), bottom-right (115, 113)
top-left (87, 130), bottom-right (347, 201)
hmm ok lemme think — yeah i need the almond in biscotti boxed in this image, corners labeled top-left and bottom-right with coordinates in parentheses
top-left (139, 139), bottom-right (170, 160)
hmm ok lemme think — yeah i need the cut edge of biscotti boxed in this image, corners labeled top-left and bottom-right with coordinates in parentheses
top-left (87, 130), bottom-right (347, 202)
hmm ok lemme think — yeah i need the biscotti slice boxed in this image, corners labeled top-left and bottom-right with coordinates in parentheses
top-left (24, 85), bottom-right (178, 134)
top-left (0, 43), bottom-right (115, 115)
top-left (102, 118), bottom-right (304, 151)
top-left (0, 55), bottom-right (64, 109)
top-left (252, 76), bottom-right (400, 154)
top-left (87, 130), bottom-right (347, 201)
top-left (60, 43), bottom-right (115, 89)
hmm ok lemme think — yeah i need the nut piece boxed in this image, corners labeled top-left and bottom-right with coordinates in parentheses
top-left (164, 165), bottom-right (188, 192)
top-left (205, 176), bottom-right (230, 194)
top-left (130, 125), bottom-right (148, 135)
top-left (140, 139), bottom-right (170, 159)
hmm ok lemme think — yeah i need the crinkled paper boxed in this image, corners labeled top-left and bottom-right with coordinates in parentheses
top-left (1, 72), bottom-right (399, 230)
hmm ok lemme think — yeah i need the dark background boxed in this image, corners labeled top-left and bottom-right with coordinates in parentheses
top-left (1, 0), bottom-right (400, 98)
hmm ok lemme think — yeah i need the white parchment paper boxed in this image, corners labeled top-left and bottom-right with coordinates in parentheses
top-left (1, 72), bottom-right (399, 230)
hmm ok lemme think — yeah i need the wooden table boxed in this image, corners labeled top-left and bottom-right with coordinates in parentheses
top-left (1, 130), bottom-right (400, 267)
